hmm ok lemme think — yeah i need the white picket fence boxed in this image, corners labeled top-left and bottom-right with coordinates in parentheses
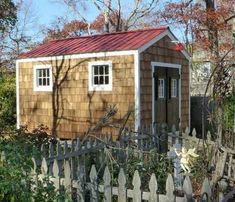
top-left (31, 157), bottom-right (212, 202)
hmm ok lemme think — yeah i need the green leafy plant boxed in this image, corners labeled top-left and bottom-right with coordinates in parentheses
top-left (0, 75), bottom-right (16, 133)
top-left (0, 128), bottom-right (62, 201)
top-left (223, 94), bottom-right (235, 131)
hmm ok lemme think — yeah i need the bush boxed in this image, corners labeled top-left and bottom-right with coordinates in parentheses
top-left (0, 75), bottom-right (16, 133)
top-left (223, 94), bottom-right (235, 131)
top-left (0, 128), bottom-right (61, 202)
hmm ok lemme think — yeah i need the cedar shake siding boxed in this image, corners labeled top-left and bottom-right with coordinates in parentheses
top-left (19, 55), bottom-right (135, 138)
top-left (140, 36), bottom-right (189, 129)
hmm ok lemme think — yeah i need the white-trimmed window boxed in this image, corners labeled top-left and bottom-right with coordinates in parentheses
top-left (88, 61), bottom-right (112, 91)
top-left (33, 65), bottom-right (53, 92)
top-left (171, 79), bottom-right (178, 97)
top-left (158, 79), bottom-right (165, 98)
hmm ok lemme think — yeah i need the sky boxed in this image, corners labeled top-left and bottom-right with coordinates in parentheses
top-left (14, 0), bottom-right (186, 42)
top-left (32, 0), bottom-right (99, 26)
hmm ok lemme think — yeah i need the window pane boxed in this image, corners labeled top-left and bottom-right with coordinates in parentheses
top-left (43, 69), bottom-right (46, 77)
top-left (46, 69), bottom-right (50, 77)
top-left (94, 66), bottom-right (98, 75)
top-left (99, 66), bottom-right (104, 75)
top-left (105, 65), bottom-right (109, 74)
top-left (38, 78), bottom-right (42, 86)
top-left (171, 79), bottom-right (177, 97)
top-left (100, 76), bottom-right (104, 84)
top-left (43, 78), bottom-right (46, 85)
top-left (158, 79), bottom-right (164, 98)
top-left (38, 69), bottom-right (42, 77)
top-left (94, 76), bottom-right (99, 84)
top-left (105, 76), bottom-right (109, 84)
top-left (47, 78), bottom-right (50, 86)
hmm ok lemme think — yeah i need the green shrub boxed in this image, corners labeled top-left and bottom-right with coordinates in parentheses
top-left (0, 129), bottom-right (61, 202)
top-left (0, 75), bottom-right (16, 133)
top-left (223, 94), bottom-right (235, 131)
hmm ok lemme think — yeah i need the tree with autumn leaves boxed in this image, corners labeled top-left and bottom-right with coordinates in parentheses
top-left (158, 0), bottom-right (235, 143)
top-left (43, 0), bottom-right (159, 41)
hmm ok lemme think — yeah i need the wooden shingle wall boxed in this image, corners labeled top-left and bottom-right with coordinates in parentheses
top-left (140, 36), bottom-right (190, 129)
top-left (19, 55), bottom-right (135, 139)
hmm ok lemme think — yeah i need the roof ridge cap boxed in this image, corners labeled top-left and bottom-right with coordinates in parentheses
top-left (48, 27), bottom-right (168, 43)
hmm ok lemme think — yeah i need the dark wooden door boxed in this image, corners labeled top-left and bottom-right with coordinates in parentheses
top-left (154, 67), bottom-right (180, 129)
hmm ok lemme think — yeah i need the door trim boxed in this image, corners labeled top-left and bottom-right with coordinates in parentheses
top-left (151, 62), bottom-right (182, 128)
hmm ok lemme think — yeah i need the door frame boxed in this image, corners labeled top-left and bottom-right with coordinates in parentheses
top-left (151, 62), bottom-right (182, 128)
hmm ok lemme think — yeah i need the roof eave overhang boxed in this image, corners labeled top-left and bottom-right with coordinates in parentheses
top-left (16, 50), bottom-right (138, 63)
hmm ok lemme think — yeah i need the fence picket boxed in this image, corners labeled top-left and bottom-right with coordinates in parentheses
top-left (132, 170), bottom-right (141, 202)
top-left (52, 159), bottom-right (60, 191)
top-left (103, 166), bottom-right (111, 202)
top-left (149, 173), bottom-right (158, 202)
top-left (64, 160), bottom-right (72, 198)
top-left (166, 174), bottom-right (174, 202)
top-left (41, 157), bottom-right (48, 175)
top-left (118, 168), bottom-right (126, 202)
top-left (76, 173), bottom-right (85, 202)
top-left (89, 165), bottom-right (98, 202)
top-left (183, 175), bottom-right (193, 201)
top-left (201, 177), bottom-right (212, 201)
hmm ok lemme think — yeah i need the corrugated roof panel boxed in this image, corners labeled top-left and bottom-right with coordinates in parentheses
top-left (19, 27), bottom-right (168, 58)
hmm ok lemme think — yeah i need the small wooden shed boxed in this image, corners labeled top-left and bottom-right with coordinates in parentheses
top-left (16, 27), bottom-right (190, 139)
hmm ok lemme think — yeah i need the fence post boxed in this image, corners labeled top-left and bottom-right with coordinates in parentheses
top-left (132, 170), bottom-right (141, 202)
top-left (118, 168), bottom-right (127, 202)
top-left (149, 173), bottom-right (158, 202)
top-left (103, 166), bottom-right (112, 202)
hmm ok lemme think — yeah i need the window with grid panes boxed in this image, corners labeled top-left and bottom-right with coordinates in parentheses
top-left (88, 61), bottom-right (112, 91)
top-left (93, 65), bottom-right (109, 86)
top-left (34, 65), bottom-right (52, 91)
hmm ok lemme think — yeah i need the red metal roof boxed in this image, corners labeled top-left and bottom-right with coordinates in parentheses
top-left (19, 27), bottom-right (168, 59)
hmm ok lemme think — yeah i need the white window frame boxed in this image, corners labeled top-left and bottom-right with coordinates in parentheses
top-left (88, 61), bottom-right (112, 91)
top-left (158, 78), bottom-right (165, 98)
top-left (33, 64), bottom-right (53, 92)
top-left (171, 79), bottom-right (178, 97)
